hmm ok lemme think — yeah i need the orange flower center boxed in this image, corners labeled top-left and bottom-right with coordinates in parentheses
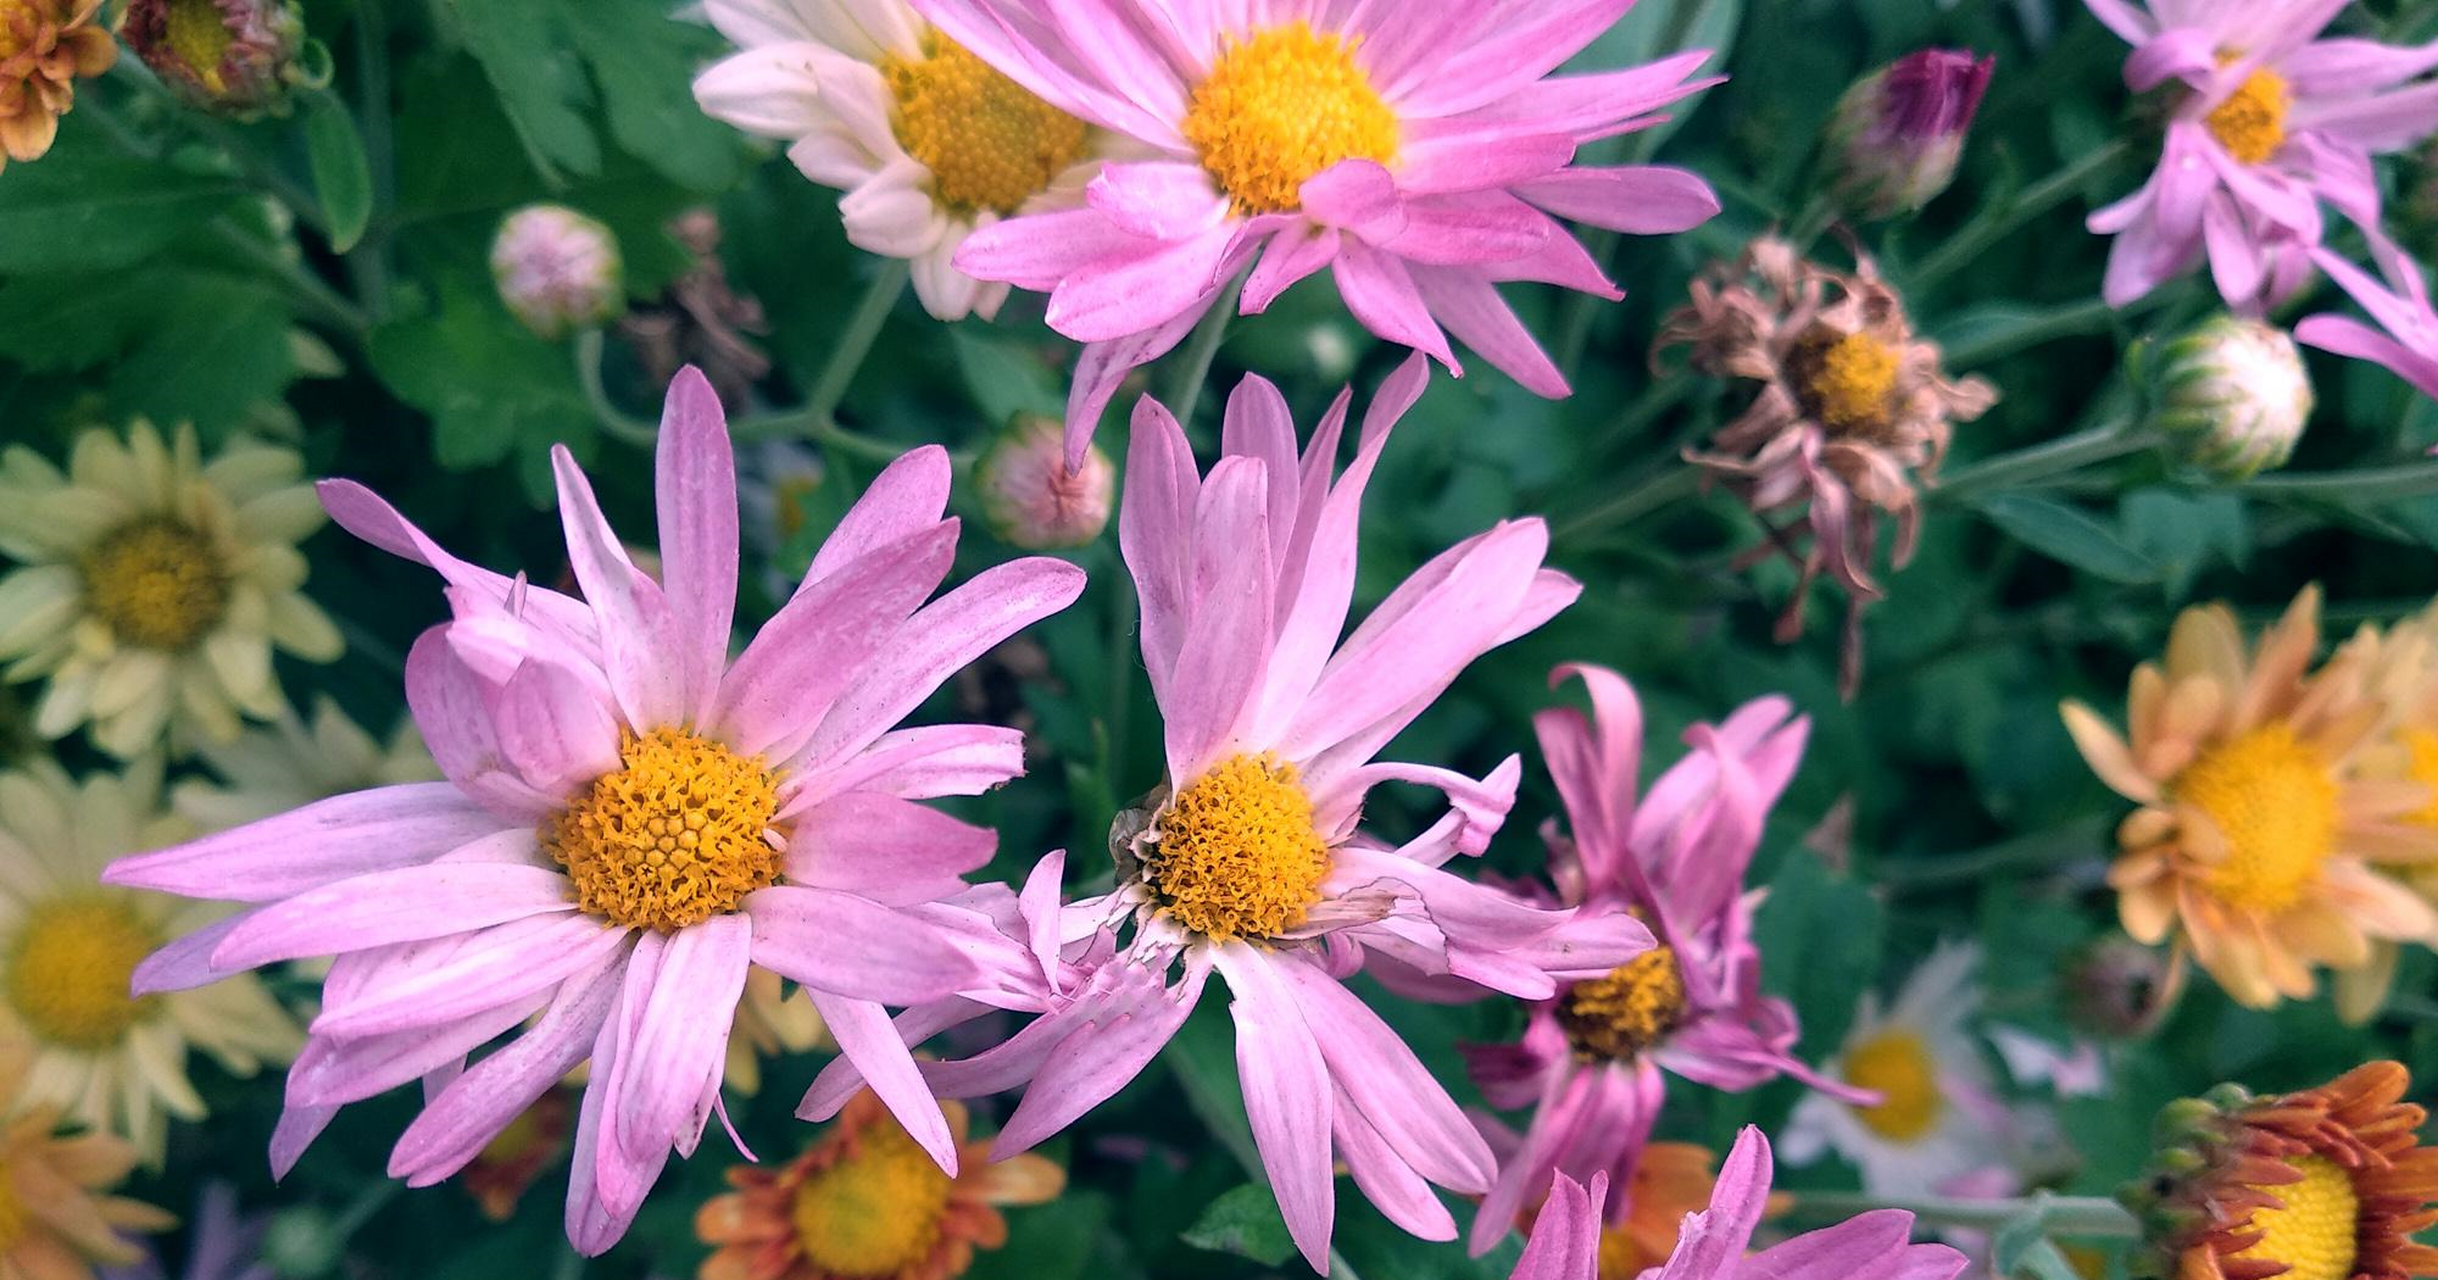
top-left (1843, 1029), bottom-right (1942, 1142)
top-left (2228, 1154), bottom-right (2360, 1280)
top-left (1142, 753), bottom-right (1332, 941)
top-left (1183, 20), bottom-right (1399, 214)
top-left (1558, 945), bottom-right (1688, 1060)
top-left (80, 516), bottom-right (230, 651)
top-left (881, 30), bottom-right (1090, 216)
top-left (1792, 330), bottom-right (1902, 435)
top-left (4, 894), bottom-right (163, 1052)
top-left (790, 1116), bottom-right (955, 1277)
top-left (544, 728), bottom-right (784, 932)
top-left (2175, 724), bottom-right (2339, 914)
top-left (2206, 61), bottom-right (2290, 167)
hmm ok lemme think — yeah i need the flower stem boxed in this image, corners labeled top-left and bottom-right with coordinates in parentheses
top-left (574, 329), bottom-right (662, 448)
top-left (1942, 297), bottom-right (2123, 369)
top-left (1933, 417), bottom-right (2154, 500)
top-left (1162, 277), bottom-right (1244, 427)
top-left (213, 222), bottom-right (372, 348)
top-left (1553, 465), bottom-right (1703, 544)
top-left (1909, 140), bottom-right (2131, 294)
top-left (806, 258), bottom-right (911, 425)
top-left (348, 1), bottom-right (397, 318)
top-left (1781, 1190), bottom-right (2141, 1237)
top-left (2245, 462), bottom-right (2438, 505)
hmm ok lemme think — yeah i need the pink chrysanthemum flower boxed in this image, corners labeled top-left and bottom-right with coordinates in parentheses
top-left (1506, 1169), bottom-right (1611, 1280)
top-left (797, 356), bottom-right (1650, 1269)
top-left (2297, 234), bottom-right (2438, 399)
top-left (1659, 1127), bottom-right (1969, 1280)
top-left (920, 0), bottom-right (1724, 461)
top-left (103, 369), bottom-right (1086, 1255)
top-left (1463, 665), bottom-right (1864, 1254)
top-left (2083, 0), bottom-right (2438, 310)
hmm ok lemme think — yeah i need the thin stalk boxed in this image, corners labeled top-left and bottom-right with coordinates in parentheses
top-left (1781, 1191), bottom-right (2140, 1238)
top-left (1554, 466), bottom-right (1703, 544)
top-left (115, 61), bottom-right (328, 231)
top-left (213, 223), bottom-right (371, 345)
top-left (349, 1), bottom-right (396, 317)
top-left (1933, 418), bottom-right (2154, 501)
top-left (1874, 817), bottom-right (2112, 890)
top-left (1943, 296), bottom-right (2122, 368)
top-left (1910, 140), bottom-right (2131, 294)
top-left (574, 329), bottom-right (662, 449)
top-left (1162, 277), bottom-right (1244, 427)
top-left (2245, 462), bottom-right (2438, 505)
top-left (806, 258), bottom-right (911, 424)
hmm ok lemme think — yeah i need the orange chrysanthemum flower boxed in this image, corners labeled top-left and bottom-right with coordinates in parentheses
top-left (0, 1105), bottom-right (174, 1280)
top-left (695, 1091), bottom-right (1064, 1280)
top-left (2061, 586), bottom-right (2438, 1009)
top-left (2122, 1062), bottom-right (2438, 1280)
top-left (0, 0), bottom-right (115, 172)
top-left (1590, 1143), bottom-right (1722, 1280)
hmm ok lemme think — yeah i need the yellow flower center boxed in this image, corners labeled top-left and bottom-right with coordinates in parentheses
top-left (2175, 723), bottom-right (2339, 914)
top-left (80, 517), bottom-right (230, 651)
top-left (2228, 1154), bottom-right (2360, 1280)
top-left (1792, 330), bottom-right (1903, 435)
top-left (2207, 62), bottom-right (2290, 167)
top-left (1182, 21), bottom-right (1398, 215)
top-left (1142, 753), bottom-right (1332, 941)
top-left (1557, 945), bottom-right (1688, 1061)
top-left (4, 895), bottom-right (164, 1052)
top-left (1843, 1029), bottom-right (1942, 1142)
top-left (544, 728), bottom-right (784, 933)
top-left (791, 1115), bottom-right (955, 1277)
top-left (163, 0), bottom-right (235, 91)
top-left (881, 31), bottom-right (1090, 216)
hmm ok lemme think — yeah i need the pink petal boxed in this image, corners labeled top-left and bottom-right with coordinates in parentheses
top-left (1221, 373), bottom-right (1304, 561)
top-left (1214, 944), bottom-right (1336, 1272)
top-left (1164, 456), bottom-right (1276, 780)
top-left (553, 445), bottom-right (686, 731)
top-left (285, 991), bottom-right (551, 1108)
top-left (1242, 223), bottom-right (1343, 314)
top-left (105, 782), bottom-right (506, 902)
top-left (1382, 0), bottom-right (1637, 116)
top-left (780, 791), bottom-right (995, 903)
top-left (1411, 267), bottom-right (1569, 396)
top-left (803, 445), bottom-right (952, 589)
top-left (1515, 165), bottom-right (1722, 234)
top-left (1509, 1169), bottom-right (1604, 1280)
top-left (1399, 132), bottom-right (1577, 196)
top-left (1063, 306), bottom-right (1212, 467)
top-left (617, 913), bottom-right (750, 1164)
top-left (1334, 1084), bottom-right (1457, 1241)
top-left (1087, 161), bottom-right (1231, 240)
top-left (1387, 191), bottom-right (1553, 265)
top-left (1741, 1212), bottom-right (1966, 1280)
top-left (388, 956), bottom-right (625, 1184)
top-left (212, 857), bottom-right (576, 971)
top-left (314, 912), bottom-right (628, 1037)
top-left (749, 886), bottom-right (983, 1004)
top-left (805, 988), bottom-right (959, 1172)
top-left (1657, 1126), bottom-right (1772, 1280)
top-left (316, 479), bottom-right (597, 649)
top-left (993, 958), bottom-right (1208, 1155)
top-left (1274, 957), bottom-right (1493, 1191)
top-left (1046, 225), bottom-right (1242, 343)
top-left (2125, 28), bottom-right (2217, 90)
top-left (653, 368), bottom-right (741, 724)
top-left (492, 655), bottom-right (623, 800)
top-left (405, 629), bottom-right (565, 821)
top-left (1120, 394), bottom-right (1203, 703)
top-left (2282, 36), bottom-right (2438, 95)
top-left (1301, 159), bottom-right (1408, 241)
top-left (784, 724), bottom-right (1027, 807)
top-left (1332, 243), bottom-right (1458, 369)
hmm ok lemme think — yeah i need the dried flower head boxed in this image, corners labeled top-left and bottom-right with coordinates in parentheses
top-left (618, 209), bottom-right (770, 411)
top-left (1659, 237), bottom-right (1996, 694)
top-left (122, 0), bottom-right (307, 118)
top-left (2121, 1062), bottom-right (2438, 1280)
top-left (0, 0), bottom-right (114, 173)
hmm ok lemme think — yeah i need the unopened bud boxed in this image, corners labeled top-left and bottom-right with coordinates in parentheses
top-left (124, 0), bottom-right (308, 118)
top-left (490, 205), bottom-right (625, 340)
top-left (1827, 49), bottom-right (1994, 218)
top-left (976, 414), bottom-right (1113, 549)
top-left (2147, 315), bottom-right (2312, 481)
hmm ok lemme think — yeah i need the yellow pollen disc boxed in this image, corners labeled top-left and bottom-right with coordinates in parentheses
top-left (2174, 723), bottom-right (2339, 914)
top-left (791, 1117), bottom-right (954, 1277)
top-left (80, 516), bottom-right (230, 652)
top-left (2229, 1154), bottom-right (2361, 1280)
top-left (2207, 62), bottom-right (2290, 168)
top-left (544, 728), bottom-right (783, 933)
top-left (1793, 330), bottom-right (1903, 435)
top-left (1558, 945), bottom-right (1688, 1061)
top-left (882, 31), bottom-right (1090, 216)
top-left (1144, 753), bottom-right (1331, 942)
top-left (164, 0), bottom-right (235, 91)
top-left (4, 895), bottom-right (164, 1052)
top-left (1843, 1029), bottom-right (1943, 1142)
top-left (1182, 20), bottom-right (1398, 215)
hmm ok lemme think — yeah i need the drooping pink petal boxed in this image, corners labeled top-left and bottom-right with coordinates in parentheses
top-left (105, 782), bottom-right (506, 902)
top-left (389, 957), bottom-right (625, 1185)
top-left (1120, 395), bottom-right (1203, 704)
top-left (803, 988), bottom-right (959, 1172)
top-left (993, 957), bottom-right (1208, 1155)
top-left (653, 368), bottom-right (741, 724)
top-left (1214, 943), bottom-right (1336, 1273)
top-left (616, 913), bottom-right (751, 1165)
top-left (1274, 956), bottom-right (1494, 1192)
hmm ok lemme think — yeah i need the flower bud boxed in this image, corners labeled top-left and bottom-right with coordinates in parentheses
top-left (2146, 314), bottom-right (2312, 481)
top-left (976, 414), bottom-right (1113, 549)
top-left (490, 205), bottom-right (625, 340)
top-left (124, 0), bottom-right (307, 118)
top-left (1826, 49), bottom-right (1994, 218)
top-left (2064, 934), bottom-right (2176, 1040)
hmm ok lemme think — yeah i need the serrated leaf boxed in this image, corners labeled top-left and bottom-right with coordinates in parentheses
top-left (0, 150), bottom-right (244, 273)
top-left (109, 279), bottom-right (296, 438)
top-left (564, 0), bottom-right (743, 192)
top-left (1181, 1184), bottom-right (1297, 1267)
top-left (1974, 494), bottom-right (2161, 584)
top-left (447, 0), bottom-right (600, 182)
top-left (304, 95), bottom-right (375, 252)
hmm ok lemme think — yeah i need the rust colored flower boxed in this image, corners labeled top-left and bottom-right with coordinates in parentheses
top-left (695, 1091), bottom-right (1064, 1280)
top-left (122, 0), bottom-right (305, 117)
top-left (1590, 1143), bottom-right (1721, 1280)
top-left (0, 0), bottom-right (115, 173)
top-left (1658, 237), bottom-right (1995, 694)
top-left (2121, 1062), bottom-right (2438, 1280)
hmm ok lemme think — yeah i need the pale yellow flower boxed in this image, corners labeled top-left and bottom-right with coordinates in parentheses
top-left (170, 694), bottom-right (438, 834)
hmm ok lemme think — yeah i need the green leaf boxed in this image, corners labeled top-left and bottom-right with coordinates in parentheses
top-left (995, 1190), bottom-right (1113, 1280)
top-left (109, 278), bottom-right (296, 438)
top-left (1992, 1214), bottom-right (2086, 1280)
top-left (446, 0), bottom-right (601, 183)
top-left (563, 0), bottom-right (743, 192)
top-left (952, 328), bottom-right (1063, 427)
top-left (0, 152), bottom-right (244, 274)
top-left (367, 280), bottom-right (593, 479)
top-left (1754, 851), bottom-right (1885, 1054)
top-left (304, 95), bottom-right (375, 252)
top-left (1973, 494), bottom-right (2161, 585)
top-left (1180, 1184), bottom-right (1297, 1267)
top-left (0, 273), bottom-right (159, 370)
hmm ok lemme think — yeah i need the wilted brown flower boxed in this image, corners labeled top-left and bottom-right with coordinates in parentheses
top-left (620, 209), bottom-right (771, 411)
top-left (1657, 236), bottom-right (1995, 694)
top-left (0, 0), bottom-right (114, 172)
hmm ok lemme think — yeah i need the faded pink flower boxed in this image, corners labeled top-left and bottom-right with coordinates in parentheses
top-left (2083, 0), bottom-right (2438, 310)
top-left (105, 369), bottom-right (1086, 1255)
top-left (1463, 665), bottom-right (1861, 1253)
top-left (798, 356), bottom-right (1650, 1270)
top-left (922, 0), bottom-right (1724, 462)
top-left (2298, 232), bottom-right (2438, 400)
top-left (1654, 1127), bottom-right (1968, 1280)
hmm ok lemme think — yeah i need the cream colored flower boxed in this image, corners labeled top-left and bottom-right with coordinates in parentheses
top-left (0, 1099), bottom-right (174, 1280)
top-left (170, 695), bottom-right (438, 834)
top-left (0, 760), bottom-right (300, 1163)
top-left (0, 423), bottom-right (343, 759)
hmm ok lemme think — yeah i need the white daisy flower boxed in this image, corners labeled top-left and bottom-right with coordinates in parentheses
top-left (0, 423), bottom-right (342, 759)
top-left (691, 0), bottom-right (1121, 320)
top-left (171, 694), bottom-right (439, 834)
top-left (0, 759), bottom-right (300, 1163)
top-left (1780, 941), bottom-right (2013, 1197)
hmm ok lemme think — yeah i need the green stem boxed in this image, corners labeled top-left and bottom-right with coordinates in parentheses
top-left (115, 61), bottom-right (328, 231)
top-left (1162, 277), bottom-right (1244, 427)
top-left (805, 258), bottom-right (911, 423)
top-left (1553, 466), bottom-right (1703, 543)
top-left (214, 223), bottom-right (370, 345)
top-left (1943, 296), bottom-right (2122, 369)
top-left (349, 1), bottom-right (396, 318)
top-left (2245, 462), bottom-right (2438, 504)
top-left (1782, 1191), bottom-right (2140, 1238)
top-left (1934, 418), bottom-right (2154, 500)
top-left (1910, 140), bottom-right (2132, 294)
top-left (331, 1180), bottom-right (401, 1236)
top-left (1874, 817), bottom-right (2112, 890)
top-left (574, 329), bottom-right (662, 449)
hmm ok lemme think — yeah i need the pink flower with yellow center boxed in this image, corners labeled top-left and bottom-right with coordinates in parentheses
top-left (918, 0), bottom-right (1724, 462)
top-left (104, 368), bottom-right (1086, 1255)
top-left (1643, 1127), bottom-right (1968, 1280)
top-left (2083, 0), bottom-right (2438, 310)
top-left (797, 357), bottom-right (1650, 1270)
top-left (2297, 232), bottom-right (2438, 402)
